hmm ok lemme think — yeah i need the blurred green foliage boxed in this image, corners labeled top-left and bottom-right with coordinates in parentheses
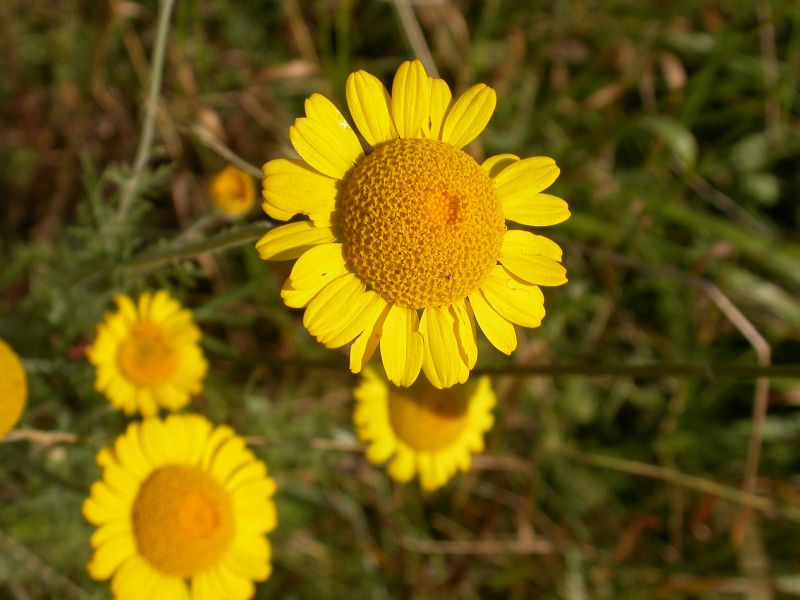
top-left (1, 0), bottom-right (800, 598)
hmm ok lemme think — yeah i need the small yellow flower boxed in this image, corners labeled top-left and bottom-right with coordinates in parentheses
top-left (87, 291), bottom-right (208, 416)
top-left (210, 165), bottom-right (256, 218)
top-left (83, 414), bottom-right (277, 599)
top-left (353, 368), bottom-right (496, 491)
top-left (0, 339), bottom-right (27, 438)
top-left (257, 60), bottom-right (570, 389)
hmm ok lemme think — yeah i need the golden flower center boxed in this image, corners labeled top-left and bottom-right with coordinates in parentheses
top-left (117, 322), bottom-right (177, 386)
top-left (388, 382), bottom-right (468, 451)
top-left (132, 465), bottom-right (235, 578)
top-left (338, 138), bottom-right (505, 309)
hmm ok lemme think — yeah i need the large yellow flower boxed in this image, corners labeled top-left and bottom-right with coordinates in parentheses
top-left (87, 291), bottom-right (208, 416)
top-left (83, 414), bottom-right (277, 600)
top-left (257, 60), bottom-right (569, 389)
top-left (353, 368), bottom-right (496, 492)
top-left (0, 339), bottom-right (27, 438)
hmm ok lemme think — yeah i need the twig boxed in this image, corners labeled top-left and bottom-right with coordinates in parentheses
top-left (567, 450), bottom-right (800, 521)
top-left (0, 530), bottom-right (90, 600)
top-left (755, 0), bottom-right (782, 147)
top-left (281, 0), bottom-right (321, 73)
top-left (310, 438), bottom-right (364, 452)
top-left (703, 288), bottom-right (772, 546)
top-left (400, 536), bottom-right (555, 555)
top-left (3, 429), bottom-right (88, 446)
top-left (191, 124), bottom-right (263, 179)
top-left (684, 172), bottom-right (774, 236)
top-left (475, 363), bottom-right (796, 379)
top-left (117, 0), bottom-right (176, 219)
top-left (391, 0), bottom-right (440, 78)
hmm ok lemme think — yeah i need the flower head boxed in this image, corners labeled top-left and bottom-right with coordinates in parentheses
top-left (0, 339), bottom-right (27, 438)
top-left (87, 291), bottom-right (208, 416)
top-left (257, 60), bottom-right (570, 389)
top-left (83, 414), bottom-right (277, 599)
top-left (210, 165), bottom-right (256, 218)
top-left (353, 368), bottom-right (496, 491)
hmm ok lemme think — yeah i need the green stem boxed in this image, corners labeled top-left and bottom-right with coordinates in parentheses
top-left (568, 449), bottom-right (800, 522)
top-left (475, 363), bottom-right (800, 378)
top-left (117, 0), bottom-right (176, 219)
top-left (124, 222), bottom-right (270, 273)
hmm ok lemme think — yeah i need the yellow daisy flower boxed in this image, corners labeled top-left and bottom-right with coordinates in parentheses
top-left (83, 414), bottom-right (277, 600)
top-left (353, 368), bottom-right (496, 492)
top-left (87, 291), bottom-right (208, 416)
top-left (0, 339), bottom-right (27, 438)
top-left (210, 165), bottom-right (256, 218)
top-left (257, 60), bottom-right (570, 389)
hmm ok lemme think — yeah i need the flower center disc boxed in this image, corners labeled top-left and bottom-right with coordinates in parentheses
top-left (338, 138), bottom-right (505, 309)
top-left (132, 465), bottom-right (235, 578)
top-left (388, 383), bottom-right (468, 451)
top-left (118, 322), bottom-right (177, 386)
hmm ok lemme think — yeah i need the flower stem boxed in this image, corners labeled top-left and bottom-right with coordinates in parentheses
top-left (117, 0), bottom-right (176, 220)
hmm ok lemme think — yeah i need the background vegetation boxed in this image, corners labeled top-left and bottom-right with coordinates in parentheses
top-left (1, 0), bottom-right (800, 597)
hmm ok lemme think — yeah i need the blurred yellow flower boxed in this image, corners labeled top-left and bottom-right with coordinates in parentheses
top-left (210, 165), bottom-right (256, 218)
top-left (0, 339), bottom-right (27, 438)
top-left (257, 59), bottom-right (569, 389)
top-left (353, 368), bottom-right (496, 491)
top-left (87, 291), bottom-right (208, 416)
top-left (83, 414), bottom-right (277, 599)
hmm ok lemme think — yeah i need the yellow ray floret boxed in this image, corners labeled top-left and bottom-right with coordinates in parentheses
top-left (257, 60), bottom-right (570, 389)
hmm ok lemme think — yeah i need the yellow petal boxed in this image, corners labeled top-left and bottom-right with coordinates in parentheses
top-left (500, 230), bottom-right (567, 286)
top-left (503, 192), bottom-right (570, 227)
top-left (262, 158), bottom-right (338, 225)
top-left (441, 83), bottom-right (497, 148)
top-left (420, 306), bottom-right (465, 389)
top-left (111, 555), bottom-right (159, 598)
top-left (451, 298), bottom-right (478, 382)
top-left (417, 452), bottom-right (446, 491)
top-left (493, 156), bottom-right (560, 207)
top-left (346, 70), bottom-right (397, 146)
top-left (379, 305), bottom-right (424, 386)
top-left (468, 290), bottom-right (516, 354)
top-left (87, 535), bottom-right (136, 580)
top-left (324, 290), bottom-right (388, 348)
top-left (303, 273), bottom-right (366, 343)
top-left (255, 222), bottom-right (337, 261)
top-left (281, 243), bottom-right (349, 308)
top-left (350, 301), bottom-right (391, 373)
top-left (226, 535), bottom-right (272, 580)
top-left (503, 229), bottom-right (563, 260)
top-left (365, 434), bottom-right (396, 464)
top-left (424, 77), bottom-right (452, 139)
top-left (391, 60), bottom-right (431, 139)
top-left (481, 153), bottom-right (519, 177)
top-left (261, 202), bottom-right (294, 223)
top-left (209, 436), bottom-right (248, 483)
top-left (289, 94), bottom-right (363, 178)
top-left (387, 447), bottom-right (416, 483)
top-left (480, 266), bottom-right (545, 328)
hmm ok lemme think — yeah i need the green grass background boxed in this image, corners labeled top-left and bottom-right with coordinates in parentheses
top-left (1, 0), bottom-right (800, 598)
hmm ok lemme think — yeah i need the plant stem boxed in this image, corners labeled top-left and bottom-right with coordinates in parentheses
top-left (117, 0), bottom-right (176, 220)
